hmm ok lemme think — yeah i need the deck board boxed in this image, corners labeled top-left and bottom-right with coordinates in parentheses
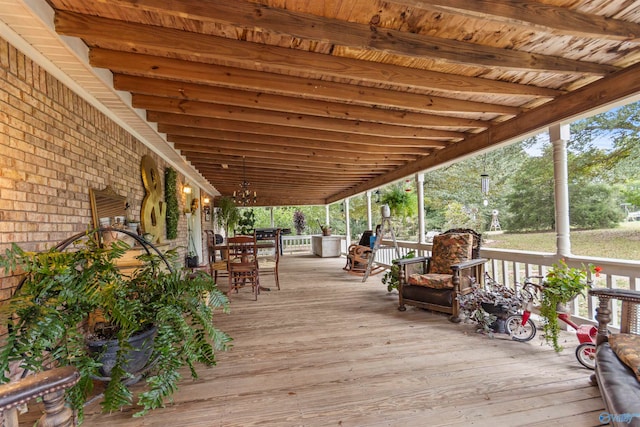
top-left (25, 254), bottom-right (605, 426)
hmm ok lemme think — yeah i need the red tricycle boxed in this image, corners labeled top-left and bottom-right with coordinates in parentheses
top-left (505, 276), bottom-right (597, 369)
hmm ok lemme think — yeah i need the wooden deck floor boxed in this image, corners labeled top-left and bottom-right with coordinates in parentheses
top-left (75, 254), bottom-right (603, 426)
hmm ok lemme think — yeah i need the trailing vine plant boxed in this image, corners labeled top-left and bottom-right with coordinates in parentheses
top-left (165, 168), bottom-right (179, 240)
top-left (539, 260), bottom-right (599, 352)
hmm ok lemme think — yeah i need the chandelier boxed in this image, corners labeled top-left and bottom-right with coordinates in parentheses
top-left (233, 157), bottom-right (257, 205)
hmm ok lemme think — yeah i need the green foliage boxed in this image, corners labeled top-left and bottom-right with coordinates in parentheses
top-left (569, 182), bottom-right (623, 229)
top-left (458, 275), bottom-right (526, 334)
top-left (381, 251), bottom-right (415, 292)
top-left (539, 260), bottom-right (595, 352)
top-left (215, 196), bottom-right (240, 237)
top-left (164, 168), bottom-right (179, 240)
top-left (503, 150), bottom-right (555, 231)
top-left (0, 231), bottom-right (231, 422)
top-left (236, 209), bottom-right (256, 235)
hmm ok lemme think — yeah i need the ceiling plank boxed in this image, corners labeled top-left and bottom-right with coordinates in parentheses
top-left (395, 0), bottom-right (640, 42)
top-left (64, 4), bottom-right (618, 76)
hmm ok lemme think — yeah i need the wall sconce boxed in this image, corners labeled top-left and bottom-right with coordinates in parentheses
top-left (203, 196), bottom-right (210, 205)
top-left (183, 183), bottom-right (192, 194)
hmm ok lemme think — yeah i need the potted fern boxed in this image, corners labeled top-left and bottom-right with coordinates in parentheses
top-left (0, 229), bottom-right (232, 423)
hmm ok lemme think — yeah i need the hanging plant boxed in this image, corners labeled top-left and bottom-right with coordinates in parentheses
top-left (165, 168), bottom-right (179, 240)
top-left (293, 210), bottom-right (306, 235)
top-left (539, 260), bottom-right (599, 352)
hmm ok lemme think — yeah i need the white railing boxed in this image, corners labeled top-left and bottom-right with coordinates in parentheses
top-left (366, 239), bottom-right (640, 328)
top-left (282, 235), bottom-right (312, 254)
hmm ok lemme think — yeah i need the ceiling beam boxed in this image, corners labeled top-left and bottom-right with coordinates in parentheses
top-left (114, 74), bottom-right (514, 119)
top-left (161, 125), bottom-right (437, 154)
top-left (68, 3), bottom-right (618, 76)
top-left (93, 49), bottom-right (517, 122)
top-left (150, 113), bottom-right (452, 147)
top-left (133, 95), bottom-right (475, 138)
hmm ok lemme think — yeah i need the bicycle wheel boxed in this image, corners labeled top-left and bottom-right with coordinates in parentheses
top-left (575, 343), bottom-right (596, 370)
top-left (506, 314), bottom-right (536, 342)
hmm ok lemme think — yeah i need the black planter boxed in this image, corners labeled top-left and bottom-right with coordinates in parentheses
top-left (481, 303), bottom-right (508, 333)
top-left (87, 325), bottom-right (156, 380)
top-left (186, 255), bottom-right (199, 268)
top-left (481, 302), bottom-right (508, 317)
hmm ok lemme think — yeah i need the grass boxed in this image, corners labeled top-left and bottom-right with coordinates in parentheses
top-left (483, 221), bottom-right (640, 260)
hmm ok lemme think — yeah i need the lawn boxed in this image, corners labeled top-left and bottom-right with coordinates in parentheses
top-left (483, 221), bottom-right (640, 261)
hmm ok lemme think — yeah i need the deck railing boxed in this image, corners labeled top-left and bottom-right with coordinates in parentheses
top-left (282, 235), bottom-right (312, 254)
top-left (351, 238), bottom-right (640, 329)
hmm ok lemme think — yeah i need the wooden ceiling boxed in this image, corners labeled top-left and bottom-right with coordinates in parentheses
top-left (45, 0), bottom-right (640, 206)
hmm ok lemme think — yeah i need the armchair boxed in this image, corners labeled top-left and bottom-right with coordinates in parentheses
top-left (394, 229), bottom-right (487, 322)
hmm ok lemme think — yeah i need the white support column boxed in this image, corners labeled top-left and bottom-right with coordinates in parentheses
top-left (344, 198), bottom-right (351, 248)
top-left (325, 204), bottom-right (330, 226)
top-left (550, 124), bottom-right (572, 257)
top-left (417, 173), bottom-right (425, 244)
top-left (366, 191), bottom-right (373, 230)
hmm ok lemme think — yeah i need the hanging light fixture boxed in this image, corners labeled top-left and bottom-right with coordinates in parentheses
top-left (232, 156), bottom-right (257, 206)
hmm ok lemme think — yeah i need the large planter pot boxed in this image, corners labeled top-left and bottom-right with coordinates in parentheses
top-left (87, 325), bottom-right (157, 380)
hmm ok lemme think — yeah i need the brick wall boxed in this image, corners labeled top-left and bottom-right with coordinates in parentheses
top-left (0, 37), bottom-right (196, 301)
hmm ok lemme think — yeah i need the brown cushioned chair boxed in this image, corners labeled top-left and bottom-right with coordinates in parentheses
top-left (394, 228), bottom-right (487, 322)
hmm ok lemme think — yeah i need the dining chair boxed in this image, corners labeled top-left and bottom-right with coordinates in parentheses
top-left (206, 230), bottom-right (228, 283)
top-left (227, 234), bottom-right (260, 300)
top-left (256, 229), bottom-right (281, 290)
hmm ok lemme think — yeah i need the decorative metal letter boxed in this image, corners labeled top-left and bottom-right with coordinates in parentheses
top-left (140, 155), bottom-right (166, 243)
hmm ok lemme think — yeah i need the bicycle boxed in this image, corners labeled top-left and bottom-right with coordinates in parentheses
top-left (505, 276), bottom-right (597, 369)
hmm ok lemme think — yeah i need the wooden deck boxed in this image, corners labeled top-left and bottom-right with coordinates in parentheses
top-left (75, 254), bottom-right (603, 426)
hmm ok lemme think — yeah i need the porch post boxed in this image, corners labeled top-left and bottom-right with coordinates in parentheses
top-left (416, 173), bottom-right (425, 244)
top-left (270, 207), bottom-right (274, 227)
top-left (325, 204), bottom-right (330, 226)
top-left (550, 123), bottom-right (572, 257)
top-left (344, 198), bottom-right (351, 248)
top-left (366, 191), bottom-right (373, 230)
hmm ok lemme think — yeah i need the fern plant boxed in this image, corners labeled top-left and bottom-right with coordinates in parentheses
top-left (0, 229), bottom-right (232, 422)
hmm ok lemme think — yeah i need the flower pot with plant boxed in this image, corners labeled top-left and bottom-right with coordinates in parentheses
top-left (539, 260), bottom-right (597, 352)
top-left (458, 274), bottom-right (527, 334)
top-left (0, 228), bottom-right (232, 423)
